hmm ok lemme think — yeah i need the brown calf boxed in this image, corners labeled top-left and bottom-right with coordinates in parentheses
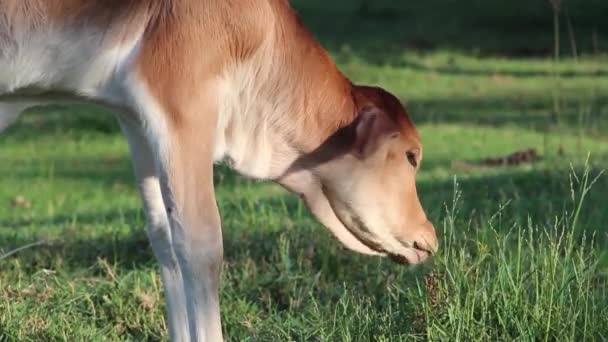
top-left (0, 0), bottom-right (437, 340)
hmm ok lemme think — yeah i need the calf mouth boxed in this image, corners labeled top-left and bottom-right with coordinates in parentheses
top-left (341, 225), bottom-right (433, 265)
top-left (388, 247), bottom-right (431, 265)
top-left (321, 194), bottom-right (434, 264)
top-left (337, 217), bottom-right (432, 265)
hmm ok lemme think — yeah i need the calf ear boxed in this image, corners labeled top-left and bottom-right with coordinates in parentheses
top-left (353, 109), bottom-right (399, 158)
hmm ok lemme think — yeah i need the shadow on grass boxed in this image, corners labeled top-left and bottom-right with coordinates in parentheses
top-left (2, 164), bottom-right (606, 274)
top-left (380, 58), bottom-right (608, 78)
top-left (2, 162), bottom-right (252, 194)
top-left (420, 165), bottom-right (608, 227)
top-left (292, 0), bottom-right (608, 62)
top-left (407, 96), bottom-right (608, 135)
top-left (4, 104), bottom-right (120, 138)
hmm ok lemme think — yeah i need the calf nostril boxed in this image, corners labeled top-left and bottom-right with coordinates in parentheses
top-left (396, 222), bottom-right (439, 254)
top-left (413, 240), bottom-right (433, 255)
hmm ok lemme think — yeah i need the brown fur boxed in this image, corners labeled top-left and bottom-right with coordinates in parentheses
top-left (134, 0), bottom-right (356, 149)
top-left (1, 0), bottom-right (409, 149)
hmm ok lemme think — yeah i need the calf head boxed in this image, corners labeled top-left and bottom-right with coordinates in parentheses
top-left (280, 86), bottom-right (437, 264)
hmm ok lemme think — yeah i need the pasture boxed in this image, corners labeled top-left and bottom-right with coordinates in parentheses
top-left (1, 0), bottom-right (608, 340)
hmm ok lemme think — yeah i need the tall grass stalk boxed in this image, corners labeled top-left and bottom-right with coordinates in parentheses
top-left (549, 0), bottom-right (562, 127)
top-left (569, 155), bottom-right (605, 232)
top-left (420, 166), bottom-right (605, 341)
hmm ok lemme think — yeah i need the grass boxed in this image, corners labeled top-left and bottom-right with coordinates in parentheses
top-left (1, 1), bottom-right (608, 340)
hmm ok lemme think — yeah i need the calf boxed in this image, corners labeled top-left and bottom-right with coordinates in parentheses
top-left (0, 0), bottom-right (438, 341)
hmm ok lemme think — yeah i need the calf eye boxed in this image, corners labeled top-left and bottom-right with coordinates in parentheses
top-left (406, 151), bottom-right (418, 168)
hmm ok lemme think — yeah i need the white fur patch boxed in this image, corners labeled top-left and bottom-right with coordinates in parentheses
top-left (215, 39), bottom-right (296, 180)
top-left (0, 22), bottom-right (145, 107)
top-left (123, 76), bottom-right (172, 169)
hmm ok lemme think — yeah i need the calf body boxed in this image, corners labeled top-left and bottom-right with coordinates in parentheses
top-left (0, 1), bottom-right (437, 341)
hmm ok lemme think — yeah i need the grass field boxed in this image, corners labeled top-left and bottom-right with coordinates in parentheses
top-left (1, 1), bottom-right (608, 341)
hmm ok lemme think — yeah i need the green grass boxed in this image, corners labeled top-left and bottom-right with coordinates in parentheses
top-left (2, 1), bottom-right (608, 341)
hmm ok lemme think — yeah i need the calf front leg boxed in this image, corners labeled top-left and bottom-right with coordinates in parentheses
top-left (117, 114), bottom-right (191, 341)
top-left (127, 53), bottom-right (224, 339)
top-left (142, 110), bottom-right (224, 341)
